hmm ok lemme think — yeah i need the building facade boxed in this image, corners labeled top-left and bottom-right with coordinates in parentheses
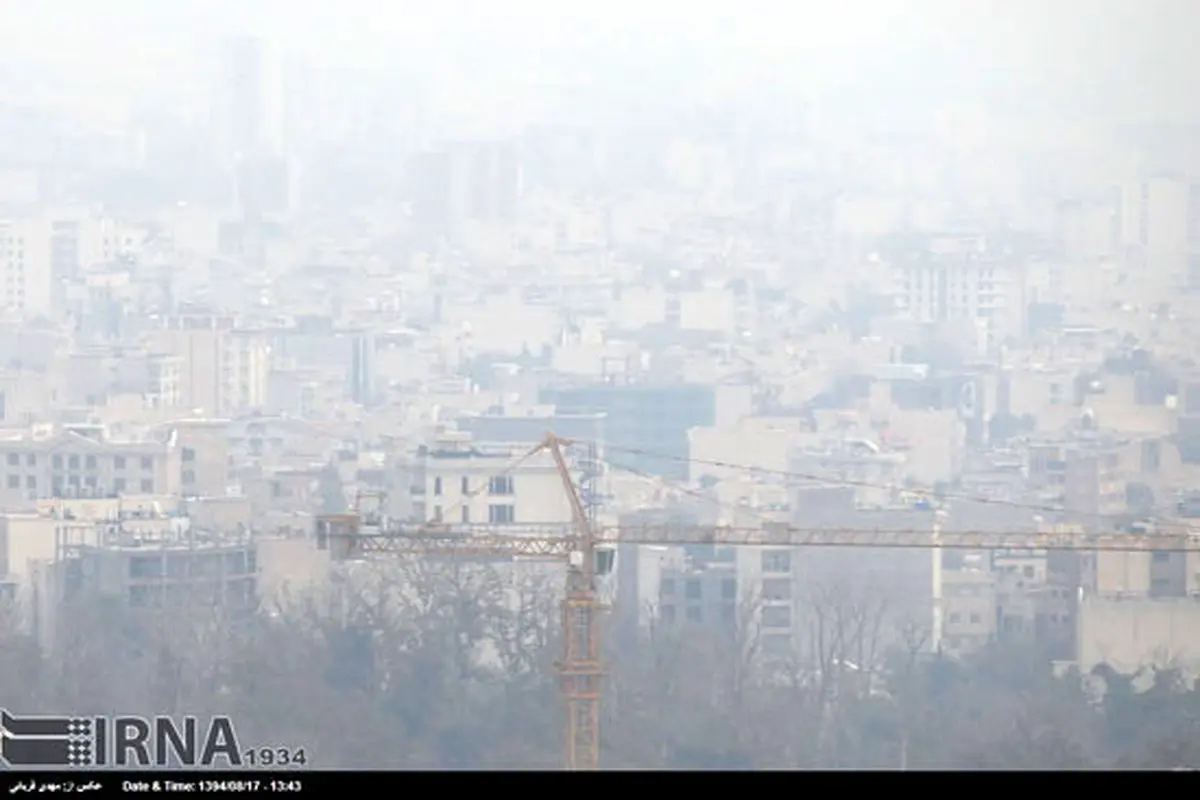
top-left (0, 426), bottom-right (181, 505)
top-left (412, 432), bottom-right (574, 526)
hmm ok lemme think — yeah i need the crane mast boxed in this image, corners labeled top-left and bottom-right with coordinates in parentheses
top-left (546, 435), bottom-right (602, 771)
top-left (315, 434), bottom-right (1200, 771)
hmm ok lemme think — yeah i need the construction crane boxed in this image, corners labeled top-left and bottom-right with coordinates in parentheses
top-left (314, 433), bottom-right (1200, 771)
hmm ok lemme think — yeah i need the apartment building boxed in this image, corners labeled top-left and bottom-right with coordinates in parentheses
top-left (146, 354), bottom-right (183, 409)
top-left (0, 425), bottom-right (181, 505)
top-left (172, 419), bottom-right (231, 498)
top-left (411, 431), bottom-right (574, 526)
top-left (143, 312), bottom-right (269, 416)
top-left (1027, 437), bottom-right (1127, 524)
top-left (993, 544), bottom-right (1076, 658)
top-left (0, 218), bottom-right (52, 316)
top-left (939, 561), bottom-right (997, 656)
top-left (225, 328), bottom-right (270, 412)
top-left (61, 537), bottom-right (257, 611)
top-left (657, 558), bottom-right (741, 633)
top-left (1191, 181), bottom-right (1200, 290)
top-left (889, 233), bottom-right (1029, 350)
top-left (1115, 174), bottom-right (1190, 282)
top-left (144, 312), bottom-right (230, 415)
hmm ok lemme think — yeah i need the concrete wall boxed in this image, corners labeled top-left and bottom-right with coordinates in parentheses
top-left (1077, 595), bottom-right (1200, 674)
top-left (256, 536), bottom-right (331, 609)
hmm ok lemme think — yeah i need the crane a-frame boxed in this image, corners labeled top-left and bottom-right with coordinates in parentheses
top-left (315, 433), bottom-right (1200, 770)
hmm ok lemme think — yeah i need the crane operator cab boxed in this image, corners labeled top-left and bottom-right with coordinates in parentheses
top-left (595, 547), bottom-right (615, 576)
top-left (569, 546), bottom-right (616, 576)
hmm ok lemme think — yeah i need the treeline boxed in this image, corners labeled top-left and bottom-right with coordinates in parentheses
top-left (1, 561), bottom-right (1197, 769)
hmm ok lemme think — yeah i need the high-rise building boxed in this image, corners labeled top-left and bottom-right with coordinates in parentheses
top-left (213, 36), bottom-right (283, 165)
top-left (346, 329), bottom-right (375, 407)
top-left (0, 219), bottom-right (53, 317)
top-left (1115, 174), bottom-right (1190, 282)
top-left (406, 140), bottom-right (521, 242)
top-left (217, 36), bottom-right (263, 160)
top-left (1188, 182), bottom-right (1200, 289)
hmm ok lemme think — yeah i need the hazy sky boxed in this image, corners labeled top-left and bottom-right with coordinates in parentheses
top-left (3, 1), bottom-right (1199, 125)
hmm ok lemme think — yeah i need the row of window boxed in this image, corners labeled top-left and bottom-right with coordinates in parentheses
top-left (432, 475), bottom-right (514, 496)
top-left (431, 504), bottom-right (515, 524)
top-left (661, 603), bottom-right (736, 625)
top-left (661, 577), bottom-right (739, 601)
top-left (129, 551), bottom-right (254, 579)
top-left (4, 453), bottom-right (157, 470)
top-left (659, 602), bottom-right (792, 629)
top-left (762, 550), bottom-right (791, 574)
top-left (7, 474), bottom-right (156, 493)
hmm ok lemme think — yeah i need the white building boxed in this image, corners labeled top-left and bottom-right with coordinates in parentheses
top-left (0, 219), bottom-right (52, 316)
top-left (890, 235), bottom-right (1029, 350)
top-left (0, 424), bottom-right (182, 505)
top-left (1116, 174), bottom-right (1189, 281)
top-left (143, 314), bottom-right (269, 417)
top-left (413, 431), bottom-right (574, 526)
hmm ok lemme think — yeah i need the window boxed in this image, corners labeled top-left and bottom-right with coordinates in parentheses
top-left (85, 455), bottom-right (97, 470)
top-left (5, 454), bottom-right (16, 466)
top-left (488, 504), bottom-right (515, 523)
top-left (686, 606), bottom-right (702, 623)
top-left (140, 456), bottom-right (152, 470)
top-left (762, 578), bottom-right (791, 601)
top-left (762, 606), bottom-right (791, 629)
top-left (182, 470), bottom-right (195, 484)
top-left (685, 580), bottom-right (702, 600)
top-left (461, 506), bottom-right (470, 523)
top-left (721, 578), bottom-right (737, 601)
top-left (6, 475), bottom-right (17, 488)
top-left (52, 455), bottom-right (62, 469)
top-left (113, 456), bottom-right (125, 470)
top-left (762, 550), bottom-right (792, 574)
top-left (25, 455), bottom-right (34, 466)
top-left (661, 579), bottom-right (676, 597)
top-left (1023, 565), bottom-right (1035, 578)
top-left (661, 605), bottom-right (676, 623)
top-left (488, 475), bottom-right (514, 495)
top-left (433, 506), bottom-right (443, 522)
top-left (182, 447), bottom-right (196, 462)
top-left (949, 612), bottom-right (962, 624)
top-left (24, 476), bottom-right (34, 489)
top-left (140, 479), bottom-right (153, 493)
top-left (68, 456), bottom-right (79, 469)
top-left (721, 604), bottom-right (736, 625)
top-left (1153, 551), bottom-right (1172, 563)
top-left (114, 478), bottom-right (126, 492)
top-left (460, 476), bottom-right (470, 494)
top-left (969, 613), bottom-right (981, 624)
top-left (433, 477), bottom-right (443, 496)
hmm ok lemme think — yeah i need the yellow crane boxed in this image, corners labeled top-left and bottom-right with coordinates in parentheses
top-left (315, 433), bottom-right (1200, 771)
